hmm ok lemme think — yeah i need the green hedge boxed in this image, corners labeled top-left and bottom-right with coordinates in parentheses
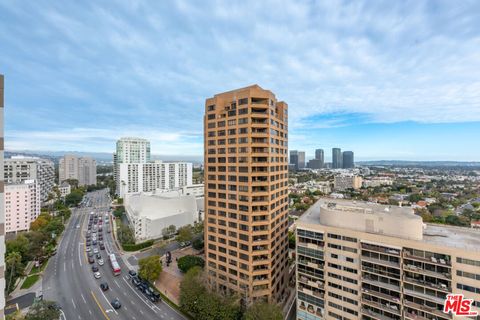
top-left (122, 240), bottom-right (154, 252)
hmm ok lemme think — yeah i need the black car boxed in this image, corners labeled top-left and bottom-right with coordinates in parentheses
top-left (128, 270), bottom-right (137, 278)
top-left (100, 283), bottom-right (109, 291)
top-left (88, 257), bottom-right (95, 264)
top-left (92, 240), bottom-right (97, 245)
top-left (111, 298), bottom-right (121, 310)
top-left (92, 265), bottom-right (99, 272)
top-left (131, 277), bottom-right (140, 287)
top-left (100, 244), bottom-right (105, 250)
top-left (96, 253), bottom-right (102, 259)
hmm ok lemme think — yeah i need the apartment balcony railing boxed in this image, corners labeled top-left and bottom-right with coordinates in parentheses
top-left (403, 275), bottom-right (451, 293)
top-left (403, 289), bottom-right (446, 305)
top-left (362, 276), bottom-right (401, 292)
top-left (361, 288), bottom-right (400, 304)
top-left (361, 265), bottom-right (401, 280)
top-left (361, 255), bottom-right (400, 269)
top-left (404, 300), bottom-right (452, 319)
top-left (362, 243), bottom-right (401, 256)
top-left (361, 307), bottom-right (400, 320)
top-left (361, 298), bottom-right (401, 316)
top-left (403, 251), bottom-right (452, 267)
top-left (403, 264), bottom-right (451, 280)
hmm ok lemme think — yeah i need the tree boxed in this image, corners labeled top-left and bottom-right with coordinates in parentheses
top-left (288, 231), bottom-right (296, 249)
top-left (6, 235), bottom-right (29, 259)
top-left (167, 224), bottom-right (176, 235)
top-left (6, 252), bottom-right (24, 293)
top-left (177, 255), bottom-right (205, 273)
top-left (24, 300), bottom-right (61, 320)
top-left (65, 189), bottom-right (83, 207)
top-left (138, 255), bottom-right (162, 282)
top-left (177, 225), bottom-right (193, 242)
top-left (180, 267), bottom-right (241, 320)
top-left (117, 224), bottom-right (135, 245)
top-left (192, 238), bottom-right (204, 250)
top-left (408, 193), bottom-right (422, 203)
top-left (244, 301), bottom-right (283, 320)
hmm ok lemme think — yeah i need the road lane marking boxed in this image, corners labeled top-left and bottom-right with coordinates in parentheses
top-left (64, 262), bottom-right (66, 272)
top-left (114, 279), bottom-right (120, 288)
top-left (78, 243), bottom-right (83, 266)
top-left (71, 299), bottom-right (76, 309)
top-left (99, 289), bottom-right (118, 315)
top-left (90, 291), bottom-right (110, 320)
top-left (81, 293), bottom-right (86, 304)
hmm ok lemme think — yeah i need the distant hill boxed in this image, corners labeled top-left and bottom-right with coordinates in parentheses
top-left (358, 160), bottom-right (480, 168)
top-left (5, 150), bottom-right (203, 165)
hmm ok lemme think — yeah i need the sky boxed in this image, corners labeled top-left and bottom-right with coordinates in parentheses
top-left (1, 0), bottom-right (480, 161)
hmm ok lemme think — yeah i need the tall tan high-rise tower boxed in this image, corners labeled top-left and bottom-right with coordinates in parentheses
top-left (0, 74), bottom-right (6, 317)
top-left (204, 85), bottom-right (289, 304)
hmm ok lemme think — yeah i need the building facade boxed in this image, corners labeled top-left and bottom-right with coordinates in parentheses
top-left (117, 161), bottom-right (192, 198)
top-left (296, 199), bottom-right (480, 320)
top-left (125, 190), bottom-right (199, 241)
top-left (5, 180), bottom-right (40, 233)
top-left (332, 148), bottom-right (342, 169)
top-left (315, 149), bottom-right (324, 164)
top-left (4, 156), bottom-right (55, 204)
top-left (334, 175), bottom-right (363, 191)
top-left (113, 137), bottom-right (151, 194)
top-left (59, 154), bottom-right (97, 186)
top-left (204, 85), bottom-right (289, 304)
top-left (59, 182), bottom-right (71, 197)
top-left (308, 159), bottom-right (324, 170)
top-left (342, 151), bottom-right (354, 169)
top-left (291, 150), bottom-right (306, 170)
top-left (0, 74), bottom-right (6, 317)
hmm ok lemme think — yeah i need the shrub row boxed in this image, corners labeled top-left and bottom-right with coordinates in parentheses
top-left (122, 240), bottom-right (154, 252)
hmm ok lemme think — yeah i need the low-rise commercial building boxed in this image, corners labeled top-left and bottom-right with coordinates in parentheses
top-left (334, 175), bottom-right (363, 191)
top-left (124, 190), bottom-right (200, 241)
top-left (5, 180), bottom-right (40, 233)
top-left (296, 199), bottom-right (480, 320)
top-left (58, 182), bottom-right (71, 197)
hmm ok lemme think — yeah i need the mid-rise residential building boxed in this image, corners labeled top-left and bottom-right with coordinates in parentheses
top-left (113, 137), bottom-right (151, 194)
top-left (117, 161), bottom-right (192, 198)
top-left (307, 159), bottom-right (324, 170)
top-left (204, 85), bottom-right (289, 304)
top-left (342, 151), bottom-right (354, 169)
top-left (334, 175), bottom-right (363, 191)
top-left (362, 178), bottom-right (394, 188)
top-left (291, 150), bottom-right (306, 170)
top-left (124, 190), bottom-right (199, 241)
top-left (59, 154), bottom-right (97, 186)
top-left (296, 199), bottom-right (480, 320)
top-left (5, 180), bottom-right (40, 233)
top-left (4, 156), bottom-right (55, 204)
top-left (0, 74), bottom-right (6, 316)
top-left (332, 148), bottom-right (342, 169)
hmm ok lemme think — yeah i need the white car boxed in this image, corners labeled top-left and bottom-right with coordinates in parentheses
top-left (93, 248), bottom-right (99, 254)
top-left (94, 272), bottom-right (101, 279)
top-left (98, 259), bottom-right (104, 266)
top-left (86, 247), bottom-right (91, 252)
top-left (76, 224), bottom-right (80, 229)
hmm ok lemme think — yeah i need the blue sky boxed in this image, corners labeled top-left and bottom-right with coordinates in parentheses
top-left (1, 0), bottom-right (479, 161)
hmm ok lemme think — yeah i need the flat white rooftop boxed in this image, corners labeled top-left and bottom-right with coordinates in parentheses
top-left (298, 198), bottom-right (480, 251)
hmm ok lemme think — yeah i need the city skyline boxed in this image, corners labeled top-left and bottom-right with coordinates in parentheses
top-left (2, 1), bottom-right (480, 160)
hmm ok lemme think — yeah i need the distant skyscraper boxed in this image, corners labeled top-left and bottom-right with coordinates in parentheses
top-left (315, 149), bottom-right (324, 162)
top-left (290, 150), bottom-right (305, 170)
top-left (332, 148), bottom-right (342, 169)
top-left (342, 151), bottom-right (354, 168)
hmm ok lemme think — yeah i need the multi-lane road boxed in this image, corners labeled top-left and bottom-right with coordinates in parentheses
top-left (43, 189), bottom-right (184, 320)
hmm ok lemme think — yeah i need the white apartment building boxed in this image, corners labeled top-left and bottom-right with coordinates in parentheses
top-left (113, 137), bottom-right (150, 194)
top-left (4, 156), bottom-right (55, 204)
top-left (296, 199), bottom-right (480, 320)
top-left (59, 154), bottom-right (97, 186)
top-left (124, 190), bottom-right (199, 241)
top-left (5, 180), bottom-right (40, 234)
top-left (334, 175), bottom-right (363, 191)
top-left (117, 161), bottom-right (192, 198)
top-left (363, 178), bottom-right (394, 188)
top-left (59, 182), bottom-right (71, 197)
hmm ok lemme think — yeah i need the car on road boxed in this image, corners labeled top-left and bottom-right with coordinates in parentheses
top-left (93, 240), bottom-right (97, 246)
top-left (92, 265), bottom-right (99, 272)
top-left (88, 257), bottom-right (95, 264)
top-left (128, 270), bottom-right (137, 278)
top-left (131, 277), bottom-right (140, 287)
top-left (96, 253), bottom-right (102, 259)
top-left (94, 272), bottom-right (101, 279)
top-left (111, 298), bottom-right (121, 309)
top-left (100, 283), bottom-right (109, 291)
top-left (88, 251), bottom-right (94, 257)
top-left (86, 247), bottom-right (91, 252)
top-left (100, 243), bottom-right (105, 250)
top-left (76, 224), bottom-right (80, 228)
top-left (98, 259), bottom-right (104, 266)
top-left (93, 248), bottom-right (99, 254)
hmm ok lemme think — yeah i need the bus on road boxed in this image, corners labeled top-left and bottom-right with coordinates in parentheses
top-left (109, 253), bottom-right (121, 276)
